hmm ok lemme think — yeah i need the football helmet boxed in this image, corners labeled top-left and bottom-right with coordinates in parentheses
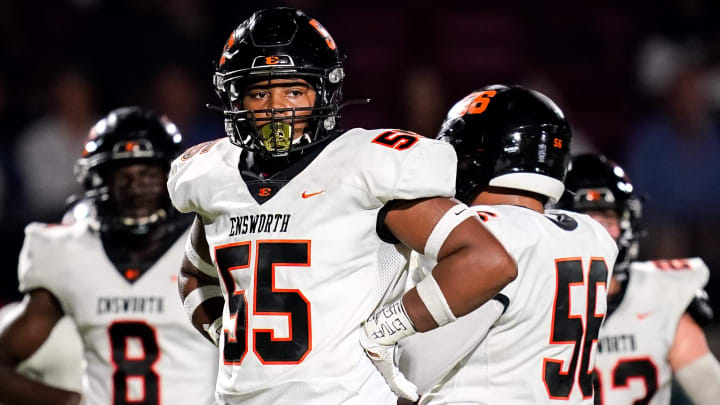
top-left (558, 153), bottom-right (643, 276)
top-left (213, 7), bottom-right (344, 159)
top-left (74, 106), bottom-right (184, 235)
top-left (438, 84), bottom-right (572, 204)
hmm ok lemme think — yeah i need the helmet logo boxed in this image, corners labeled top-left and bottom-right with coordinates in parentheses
top-left (309, 19), bottom-right (336, 50)
top-left (219, 32), bottom-right (237, 67)
top-left (448, 91), bottom-right (497, 119)
top-left (258, 187), bottom-right (272, 197)
top-left (124, 141), bottom-right (139, 152)
top-left (465, 90), bottom-right (496, 115)
top-left (252, 55), bottom-right (295, 67)
top-left (553, 138), bottom-right (563, 148)
top-left (575, 188), bottom-right (615, 205)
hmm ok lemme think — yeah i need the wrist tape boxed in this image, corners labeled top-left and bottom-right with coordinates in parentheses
top-left (364, 298), bottom-right (417, 346)
top-left (415, 273), bottom-right (456, 326)
top-left (183, 285), bottom-right (223, 320)
top-left (185, 236), bottom-right (218, 278)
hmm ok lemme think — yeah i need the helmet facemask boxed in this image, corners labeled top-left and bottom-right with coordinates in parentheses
top-left (215, 68), bottom-right (343, 160)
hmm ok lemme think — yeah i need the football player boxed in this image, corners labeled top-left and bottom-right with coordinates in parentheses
top-left (169, 8), bottom-right (517, 405)
top-left (397, 85), bottom-right (618, 404)
top-left (0, 107), bottom-right (219, 405)
top-left (558, 153), bottom-right (720, 405)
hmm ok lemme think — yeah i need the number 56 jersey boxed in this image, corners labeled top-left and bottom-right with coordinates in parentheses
top-left (167, 130), bottom-right (457, 404)
top-left (17, 218), bottom-right (219, 405)
top-left (400, 206), bottom-right (618, 404)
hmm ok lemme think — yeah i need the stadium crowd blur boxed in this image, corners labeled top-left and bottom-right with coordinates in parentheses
top-left (1, 0), bottom-right (720, 341)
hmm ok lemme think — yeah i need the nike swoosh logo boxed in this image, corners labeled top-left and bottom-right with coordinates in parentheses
top-left (636, 312), bottom-right (652, 320)
top-left (454, 209), bottom-right (467, 215)
top-left (302, 190), bottom-right (325, 199)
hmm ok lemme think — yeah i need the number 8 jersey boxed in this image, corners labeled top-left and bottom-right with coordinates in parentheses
top-left (399, 205), bottom-right (618, 404)
top-left (167, 130), bottom-right (457, 405)
top-left (17, 219), bottom-right (219, 405)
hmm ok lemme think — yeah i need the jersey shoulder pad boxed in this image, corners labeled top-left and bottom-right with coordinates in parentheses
top-left (629, 257), bottom-right (709, 313)
top-left (167, 138), bottom-right (234, 218)
top-left (630, 257), bottom-right (709, 282)
top-left (335, 128), bottom-right (456, 203)
top-left (468, 204), bottom-right (538, 260)
top-left (17, 220), bottom-right (94, 299)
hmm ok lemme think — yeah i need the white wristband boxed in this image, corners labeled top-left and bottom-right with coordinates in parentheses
top-left (415, 274), bottom-right (456, 326)
top-left (424, 203), bottom-right (477, 261)
top-left (185, 236), bottom-right (218, 278)
top-left (183, 285), bottom-right (223, 320)
top-left (364, 299), bottom-right (417, 346)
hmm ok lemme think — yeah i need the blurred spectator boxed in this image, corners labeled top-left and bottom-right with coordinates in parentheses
top-left (521, 73), bottom-right (598, 155)
top-left (399, 66), bottom-right (447, 137)
top-left (624, 64), bottom-right (720, 281)
top-left (150, 64), bottom-right (223, 146)
top-left (14, 69), bottom-right (96, 221)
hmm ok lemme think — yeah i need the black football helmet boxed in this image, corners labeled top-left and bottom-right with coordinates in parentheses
top-left (74, 106), bottom-right (184, 235)
top-left (438, 84), bottom-right (572, 204)
top-left (213, 7), bottom-right (344, 159)
top-left (558, 153), bottom-right (643, 276)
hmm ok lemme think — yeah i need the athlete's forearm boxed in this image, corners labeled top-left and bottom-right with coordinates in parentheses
top-left (0, 362), bottom-right (81, 405)
top-left (179, 259), bottom-right (224, 344)
top-left (404, 241), bottom-right (516, 332)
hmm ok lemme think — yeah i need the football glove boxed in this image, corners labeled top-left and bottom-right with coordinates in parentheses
top-left (360, 299), bottom-right (418, 401)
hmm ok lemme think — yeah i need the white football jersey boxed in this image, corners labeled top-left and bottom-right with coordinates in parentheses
top-left (0, 302), bottom-right (83, 392)
top-left (17, 218), bottom-right (218, 405)
top-left (167, 130), bottom-right (457, 405)
top-left (593, 258), bottom-right (709, 405)
top-left (400, 205), bottom-right (618, 404)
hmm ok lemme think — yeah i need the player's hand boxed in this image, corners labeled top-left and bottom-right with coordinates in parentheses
top-left (359, 299), bottom-right (419, 401)
top-left (359, 327), bottom-right (419, 401)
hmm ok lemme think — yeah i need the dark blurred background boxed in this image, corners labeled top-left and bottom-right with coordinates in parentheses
top-left (1, 0), bottom-right (720, 355)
